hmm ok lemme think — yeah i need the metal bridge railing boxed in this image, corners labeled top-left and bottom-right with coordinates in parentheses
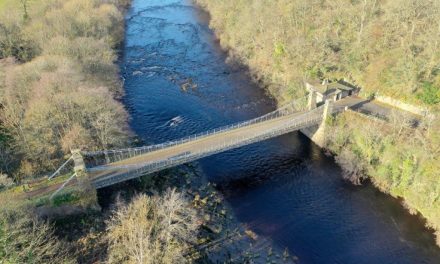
top-left (81, 96), bottom-right (308, 167)
top-left (91, 106), bottom-right (324, 189)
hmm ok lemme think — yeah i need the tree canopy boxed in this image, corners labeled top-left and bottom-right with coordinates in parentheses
top-left (0, 0), bottom-right (130, 180)
top-left (196, 0), bottom-right (440, 107)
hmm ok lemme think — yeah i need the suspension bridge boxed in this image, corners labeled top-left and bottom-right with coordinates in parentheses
top-left (48, 95), bottom-right (363, 198)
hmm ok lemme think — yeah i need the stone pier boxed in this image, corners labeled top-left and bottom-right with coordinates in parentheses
top-left (300, 99), bottom-right (333, 147)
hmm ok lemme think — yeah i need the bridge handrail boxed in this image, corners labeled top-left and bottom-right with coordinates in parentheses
top-left (83, 96), bottom-right (307, 155)
top-left (91, 107), bottom-right (324, 188)
top-left (81, 96), bottom-right (308, 164)
top-left (89, 106), bottom-right (323, 175)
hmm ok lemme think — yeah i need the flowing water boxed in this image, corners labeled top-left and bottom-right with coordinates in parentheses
top-left (117, 0), bottom-right (440, 262)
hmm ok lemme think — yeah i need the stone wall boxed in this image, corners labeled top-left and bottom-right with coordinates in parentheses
top-left (375, 95), bottom-right (429, 117)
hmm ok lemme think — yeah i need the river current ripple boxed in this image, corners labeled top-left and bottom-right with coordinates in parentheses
top-left (117, 0), bottom-right (440, 263)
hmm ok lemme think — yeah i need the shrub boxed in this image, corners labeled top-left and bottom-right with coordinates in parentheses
top-left (0, 173), bottom-right (13, 189)
top-left (0, 23), bottom-right (39, 62)
top-left (0, 207), bottom-right (73, 263)
top-left (335, 149), bottom-right (366, 185)
top-left (417, 82), bottom-right (440, 105)
top-left (106, 189), bottom-right (199, 264)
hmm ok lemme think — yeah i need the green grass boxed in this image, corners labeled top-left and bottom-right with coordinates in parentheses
top-left (8, 173), bottom-right (73, 194)
top-left (1, 182), bottom-right (89, 211)
top-left (52, 191), bottom-right (81, 207)
top-left (0, 173), bottom-right (74, 208)
top-left (417, 82), bottom-right (440, 105)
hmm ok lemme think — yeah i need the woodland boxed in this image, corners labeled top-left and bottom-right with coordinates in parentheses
top-left (195, 0), bottom-right (440, 244)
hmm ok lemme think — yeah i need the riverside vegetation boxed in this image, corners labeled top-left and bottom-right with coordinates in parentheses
top-left (0, 0), bottom-right (132, 262)
top-left (195, 0), bottom-right (440, 245)
top-left (0, 1), bottom-right (282, 263)
top-left (0, 0), bottom-right (201, 263)
top-left (0, 0), bottom-right (131, 181)
top-left (1, 0), bottom-right (439, 262)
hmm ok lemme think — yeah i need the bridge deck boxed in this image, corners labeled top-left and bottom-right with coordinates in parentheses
top-left (88, 97), bottom-right (364, 187)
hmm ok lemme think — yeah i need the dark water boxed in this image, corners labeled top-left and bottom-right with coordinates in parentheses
top-left (118, 0), bottom-right (440, 263)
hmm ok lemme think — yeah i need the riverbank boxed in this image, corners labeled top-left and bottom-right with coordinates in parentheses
top-left (0, 0), bottom-right (131, 181)
top-left (326, 111), bottom-right (440, 245)
top-left (43, 163), bottom-right (295, 263)
top-left (2, 1), bottom-right (438, 262)
top-left (0, 0), bottom-right (134, 225)
top-left (194, 0), bottom-right (440, 247)
top-left (1, 1), bottom-right (297, 261)
top-left (0, 0), bottom-right (131, 262)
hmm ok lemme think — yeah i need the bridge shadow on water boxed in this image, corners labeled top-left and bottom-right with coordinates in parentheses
top-left (198, 132), bottom-right (440, 264)
top-left (96, 127), bottom-right (440, 263)
top-left (106, 0), bottom-right (440, 262)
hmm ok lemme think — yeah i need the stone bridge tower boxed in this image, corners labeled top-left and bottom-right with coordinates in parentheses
top-left (301, 98), bottom-right (333, 147)
top-left (71, 149), bottom-right (87, 179)
top-left (71, 149), bottom-right (100, 209)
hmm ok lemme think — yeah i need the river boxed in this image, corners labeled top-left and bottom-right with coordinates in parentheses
top-left (114, 0), bottom-right (440, 263)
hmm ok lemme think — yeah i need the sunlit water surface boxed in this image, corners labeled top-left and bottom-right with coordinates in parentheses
top-left (115, 0), bottom-right (440, 263)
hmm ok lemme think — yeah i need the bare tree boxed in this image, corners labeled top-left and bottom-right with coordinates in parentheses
top-left (106, 189), bottom-right (199, 264)
top-left (0, 173), bottom-right (13, 188)
top-left (335, 149), bottom-right (366, 185)
top-left (0, 207), bottom-right (73, 263)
